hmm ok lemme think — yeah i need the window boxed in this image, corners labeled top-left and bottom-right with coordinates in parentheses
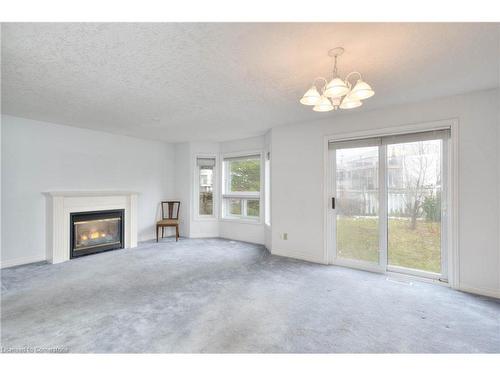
top-left (196, 157), bottom-right (216, 217)
top-left (264, 152), bottom-right (271, 225)
top-left (222, 154), bottom-right (261, 221)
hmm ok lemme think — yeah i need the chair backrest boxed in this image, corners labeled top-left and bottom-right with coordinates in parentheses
top-left (161, 201), bottom-right (180, 220)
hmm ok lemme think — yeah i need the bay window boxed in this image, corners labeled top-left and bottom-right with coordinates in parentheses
top-left (222, 153), bottom-right (261, 221)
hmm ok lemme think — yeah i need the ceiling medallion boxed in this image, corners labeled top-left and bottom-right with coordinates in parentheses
top-left (300, 47), bottom-right (374, 112)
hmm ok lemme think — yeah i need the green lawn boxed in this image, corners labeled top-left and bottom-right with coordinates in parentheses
top-left (337, 217), bottom-right (441, 273)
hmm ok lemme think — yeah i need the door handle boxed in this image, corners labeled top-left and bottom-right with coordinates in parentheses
top-left (331, 197), bottom-right (335, 209)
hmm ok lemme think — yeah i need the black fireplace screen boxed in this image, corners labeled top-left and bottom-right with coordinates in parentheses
top-left (70, 209), bottom-right (124, 258)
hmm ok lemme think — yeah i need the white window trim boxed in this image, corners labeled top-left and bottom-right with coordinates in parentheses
top-left (264, 152), bottom-right (271, 227)
top-left (220, 150), bottom-right (264, 224)
top-left (193, 153), bottom-right (218, 221)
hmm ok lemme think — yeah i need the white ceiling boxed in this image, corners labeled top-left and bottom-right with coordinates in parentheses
top-left (2, 23), bottom-right (499, 142)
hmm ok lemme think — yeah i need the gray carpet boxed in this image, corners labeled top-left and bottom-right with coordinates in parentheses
top-left (1, 238), bottom-right (499, 353)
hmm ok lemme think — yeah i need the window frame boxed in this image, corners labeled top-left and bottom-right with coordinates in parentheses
top-left (329, 131), bottom-right (450, 279)
top-left (193, 153), bottom-right (218, 221)
top-left (264, 151), bottom-right (271, 226)
top-left (324, 119), bottom-right (457, 288)
top-left (220, 150), bottom-right (264, 224)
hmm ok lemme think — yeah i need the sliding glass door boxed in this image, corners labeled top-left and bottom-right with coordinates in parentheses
top-left (329, 130), bottom-right (449, 279)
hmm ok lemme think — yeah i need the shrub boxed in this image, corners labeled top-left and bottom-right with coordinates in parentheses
top-left (423, 193), bottom-right (441, 222)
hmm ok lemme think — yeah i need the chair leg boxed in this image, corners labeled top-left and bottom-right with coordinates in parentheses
top-left (175, 225), bottom-right (179, 242)
top-left (156, 225), bottom-right (159, 242)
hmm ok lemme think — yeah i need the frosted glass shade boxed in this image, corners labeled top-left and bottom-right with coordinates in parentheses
top-left (300, 86), bottom-right (321, 105)
top-left (324, 77), bottom-right (350, 98)
top-left (313, 96), bottom-right (334, 112)
top-left (340, 96), bottom-right (362, 109)
top-left (349, 79), bottom-right (374, 100)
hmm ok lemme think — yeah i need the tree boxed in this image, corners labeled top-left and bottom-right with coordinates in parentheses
top-left (422, 192), bottom-right (441, 222)
top-left (399, 141), bottom-right (440, 230)
top-left (230, 159), bottom-right (260, 192)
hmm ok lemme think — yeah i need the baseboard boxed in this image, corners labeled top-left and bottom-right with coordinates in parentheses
top-left (271, 248), bottom-right (326, 265)
top-left (1, 255), bottom-right (47, 269)
top-left (458, 283), bottom-right (500, 299)
top-left (189, 233), bottom-right (220, 239)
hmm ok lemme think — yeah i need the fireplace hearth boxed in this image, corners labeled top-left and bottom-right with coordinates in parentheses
top-left (70, 209), bottom-right (124, 258)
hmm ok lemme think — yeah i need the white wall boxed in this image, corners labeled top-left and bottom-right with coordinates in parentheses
top-left (1, 115), bottom-right (175, 266)
top-left (173, 142), bottom-right (192, 238)
top-left (270, 89), bottom-right (500, 297)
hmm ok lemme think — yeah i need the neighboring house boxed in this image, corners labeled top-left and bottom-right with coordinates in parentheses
top-left (337, 141), bottom-right (441, 217)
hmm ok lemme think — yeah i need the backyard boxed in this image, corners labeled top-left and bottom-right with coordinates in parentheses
top-left (337, 217), bottom-right (441, 273)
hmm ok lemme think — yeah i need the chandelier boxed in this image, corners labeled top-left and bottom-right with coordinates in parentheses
top-left (300, 47), bottom-right (374, 112)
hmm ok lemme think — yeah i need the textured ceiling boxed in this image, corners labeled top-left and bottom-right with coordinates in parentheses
top-left (2, 23), bottom-right (499, 142)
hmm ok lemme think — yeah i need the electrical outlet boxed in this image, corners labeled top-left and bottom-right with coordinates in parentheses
top-left (281, 233), bottom-right (288, 240)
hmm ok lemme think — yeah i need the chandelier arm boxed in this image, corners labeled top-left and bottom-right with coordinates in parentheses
top-left (344, 71), bottom-right (362, 87)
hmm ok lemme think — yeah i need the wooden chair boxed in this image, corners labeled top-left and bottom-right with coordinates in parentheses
top-left (156, 201), bottom-right (180, 242)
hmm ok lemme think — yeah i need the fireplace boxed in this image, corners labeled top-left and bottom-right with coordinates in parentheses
top-left (70, 209), bottom-right (124, 258)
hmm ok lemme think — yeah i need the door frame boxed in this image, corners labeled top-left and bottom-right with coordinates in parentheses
top-left (323, 119), bottom-right (459, 288)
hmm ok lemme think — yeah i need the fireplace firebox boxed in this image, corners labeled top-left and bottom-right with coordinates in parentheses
top-left (70, 209), bottom-right (124, 258)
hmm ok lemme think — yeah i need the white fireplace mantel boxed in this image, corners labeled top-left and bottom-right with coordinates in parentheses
top-left (44, 191), bottom-right (138, 264)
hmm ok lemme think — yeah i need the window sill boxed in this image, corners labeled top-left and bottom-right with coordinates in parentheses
top-left (222, 194), bottom-right (260, 200)
top-left (193, 216), bottom-right (218, 222)
top-left (220, 217), bottom-right (262, 225)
